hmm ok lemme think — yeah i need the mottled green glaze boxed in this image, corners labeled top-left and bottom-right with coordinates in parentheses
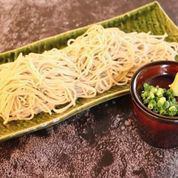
top-left (0, 1), bottom-right (177, 141)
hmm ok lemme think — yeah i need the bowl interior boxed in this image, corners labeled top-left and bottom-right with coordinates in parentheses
top-left (132, 61), bottom-right (178, 119)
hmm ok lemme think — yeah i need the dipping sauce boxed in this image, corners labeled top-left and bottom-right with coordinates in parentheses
top-left (137, 74), bottom-right (175, 101)
top-left (145, 74), bottom-right (178, 102)
top-left (146, 74), bottom-right (174, 89)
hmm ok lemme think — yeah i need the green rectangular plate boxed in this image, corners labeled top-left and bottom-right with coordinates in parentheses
top-left (0, 1), bottom-right (178, 141)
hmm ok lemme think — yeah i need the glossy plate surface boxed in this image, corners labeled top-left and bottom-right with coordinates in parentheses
top-left (0, 1), bottom-right (178, 141)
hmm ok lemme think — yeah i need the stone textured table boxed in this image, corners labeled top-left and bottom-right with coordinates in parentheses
top-left (0, 0), bottom-right (178, 177)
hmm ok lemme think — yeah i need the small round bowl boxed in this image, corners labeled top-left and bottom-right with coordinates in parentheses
top-left (130, 61), bottom-right (178, 148)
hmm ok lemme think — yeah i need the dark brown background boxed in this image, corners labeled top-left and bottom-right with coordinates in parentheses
top-left (0, 0), bottom-right (178, 177)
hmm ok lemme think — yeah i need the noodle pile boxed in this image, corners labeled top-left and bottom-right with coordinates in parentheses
top-left (0, 25), bottom-right (178, 124)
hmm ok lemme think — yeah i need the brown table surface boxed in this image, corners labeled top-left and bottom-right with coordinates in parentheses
top-left (0, 0), bottom-right (178, 177)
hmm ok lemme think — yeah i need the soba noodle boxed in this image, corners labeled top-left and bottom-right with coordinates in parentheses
top-left (0, 25), bottom-right (178, 124)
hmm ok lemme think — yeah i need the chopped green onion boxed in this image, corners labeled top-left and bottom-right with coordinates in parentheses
top-left (141, 83), bottom-right (178, 117)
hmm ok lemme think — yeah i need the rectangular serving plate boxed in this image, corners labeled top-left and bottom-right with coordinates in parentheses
top-left (0, 1), bottom-right (178, 142)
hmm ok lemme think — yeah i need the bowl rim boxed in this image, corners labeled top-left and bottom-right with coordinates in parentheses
top-left (130, 60), bottom-right (178, 123)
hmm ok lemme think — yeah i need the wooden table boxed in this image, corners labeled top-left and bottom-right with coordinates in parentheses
top-left (0, 0), bottom-right (177, 177)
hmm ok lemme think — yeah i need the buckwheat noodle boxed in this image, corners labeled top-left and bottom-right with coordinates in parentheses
top-left (0, 25), bottom-right (178, 124)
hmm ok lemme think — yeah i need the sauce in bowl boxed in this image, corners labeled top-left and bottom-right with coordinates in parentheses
top-left (144, 74), bottom-right (178, 103)
top-left (147, 74), bottom-right (174, 89)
